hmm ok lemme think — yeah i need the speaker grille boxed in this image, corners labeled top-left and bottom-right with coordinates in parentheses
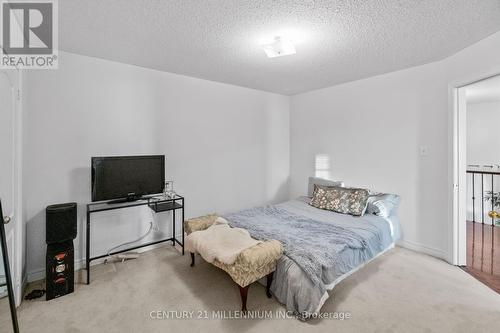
top-left (46, 240), bottom-right (74, 300)
top-left (46, 202), bottom-right (77, 244)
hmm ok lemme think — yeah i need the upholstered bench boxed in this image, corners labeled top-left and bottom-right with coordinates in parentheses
top-left (184, 214), bottom-right (283, 311)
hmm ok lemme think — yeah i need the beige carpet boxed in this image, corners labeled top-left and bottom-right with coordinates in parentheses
top-left (0, 296), bottom-right (13, 330)
top-left (11, 246), bottom-right (500, 333)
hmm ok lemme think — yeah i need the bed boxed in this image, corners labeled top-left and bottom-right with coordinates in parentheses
top-left (223, 196), bottom-right (401, 319)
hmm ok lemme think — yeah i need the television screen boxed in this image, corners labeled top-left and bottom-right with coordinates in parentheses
top-left (91, 155), bottom-right (165, 202)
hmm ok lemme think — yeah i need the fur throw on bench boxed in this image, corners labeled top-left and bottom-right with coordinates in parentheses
top-left (185, 217), bottom-right (261, 265)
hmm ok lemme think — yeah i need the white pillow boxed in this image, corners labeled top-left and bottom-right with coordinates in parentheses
top-left (366, 193), bottom-right (400, 218)
top-left (307, 177), bottom-right (344, 197)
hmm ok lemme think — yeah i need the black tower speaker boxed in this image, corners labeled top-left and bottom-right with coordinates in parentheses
top-left (46, 202), bottom-right (77, 244)
top-left (46, 241), bottom-right (74, 300)
top-left (45, 202), bottom-right (77, 300)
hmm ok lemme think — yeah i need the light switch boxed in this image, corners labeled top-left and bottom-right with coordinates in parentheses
top-left (420, 146), bottom-right (429, 156)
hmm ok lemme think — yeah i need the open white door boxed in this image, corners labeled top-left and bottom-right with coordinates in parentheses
top-left (0, 69), bottom-right (23, 306)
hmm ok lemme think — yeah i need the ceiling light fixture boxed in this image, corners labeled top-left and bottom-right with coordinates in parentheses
top-left (261, 36), bottom-right (296, 58)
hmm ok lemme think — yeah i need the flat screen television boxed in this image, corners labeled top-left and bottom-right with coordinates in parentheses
top-left (91, 155), bottom-right (165, 202)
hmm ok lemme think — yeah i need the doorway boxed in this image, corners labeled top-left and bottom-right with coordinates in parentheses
top-left (455, 75), bottom-right (500, 293)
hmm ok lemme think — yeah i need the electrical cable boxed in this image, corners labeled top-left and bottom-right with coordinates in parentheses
top-left (105, 221), bottom-right (154, 260)
top-left (150, 209), bottom-right (160, 232)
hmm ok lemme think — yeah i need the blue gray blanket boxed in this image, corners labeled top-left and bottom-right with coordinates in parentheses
top-left (224, 205), bottom-right (371, 286)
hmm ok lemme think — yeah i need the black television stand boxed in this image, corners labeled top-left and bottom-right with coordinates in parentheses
top-left (85, 194), bottom-right (184, 284)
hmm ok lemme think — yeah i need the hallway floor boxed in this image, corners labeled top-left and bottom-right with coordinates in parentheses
top-left (463, 221), bottom-right (500, 293)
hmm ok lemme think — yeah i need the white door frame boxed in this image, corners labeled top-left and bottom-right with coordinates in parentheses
top-left (0, 68), bottom-right (23, 306)
top-left (13, 70), bottom-right (23, 306)
top-left (451, 87), bottom-right (467, 266)
top-left (449, 70), bottom-right (500, 266)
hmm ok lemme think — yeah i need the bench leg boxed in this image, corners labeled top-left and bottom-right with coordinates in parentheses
top-left (190, 252), bottom-right (195, 267)
top-left (238, 284), bottom-right (249, 312)
top-left (266, 272), bottom-right (273, 298)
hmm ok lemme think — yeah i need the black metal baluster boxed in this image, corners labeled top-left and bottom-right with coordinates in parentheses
top-left (491, 173), bottom-right (494, 274)
top-left (472, 173), bottom-right (475, 223)
top-left (481, 223), bottom-right (485, 271)
top-left (492, 174), bottom-right (495, 225)
top-left (491, 223), bottom-right (495, 274)
top-left (482, 174), bottom-right (484, 224)
top-left (472, 220), bottom-right (476, 268)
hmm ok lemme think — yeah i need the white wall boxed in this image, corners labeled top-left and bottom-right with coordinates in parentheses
top-left (467, 101), bottom-right (500, 166)
top-left (290, 31), bottom-right (500, 261)
top-left (23, 52), bottom-right (290, 280)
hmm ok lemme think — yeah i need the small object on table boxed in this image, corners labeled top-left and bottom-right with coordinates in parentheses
top-left (163, 181), bottom-right (175, 199)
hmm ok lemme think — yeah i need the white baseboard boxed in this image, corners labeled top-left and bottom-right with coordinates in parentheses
top-left (27, 234), bottom-right (184, 283)
top-left (397, 239), bottom-right (447, 260)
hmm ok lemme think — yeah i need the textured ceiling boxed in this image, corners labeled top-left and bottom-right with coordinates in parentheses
top-left (59, 0), bottom-right (500, 95)
top-left (467, 75), bottom-right (500, 104)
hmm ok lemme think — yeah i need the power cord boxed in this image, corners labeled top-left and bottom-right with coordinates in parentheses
top-left (104, 221), bottom-right (154, 263)
top-left (150, 209), bottom-right (160, 232)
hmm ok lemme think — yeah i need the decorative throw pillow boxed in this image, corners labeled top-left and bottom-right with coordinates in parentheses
top-left (310, 185), bottom-right (369, 216)
top-left (366, 193), bottom-right (400, 218)
top-left (307, 177), bottom-right (344, 197)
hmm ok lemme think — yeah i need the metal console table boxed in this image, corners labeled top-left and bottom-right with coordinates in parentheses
top-left (86, 195), bottom-right (184, 284)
